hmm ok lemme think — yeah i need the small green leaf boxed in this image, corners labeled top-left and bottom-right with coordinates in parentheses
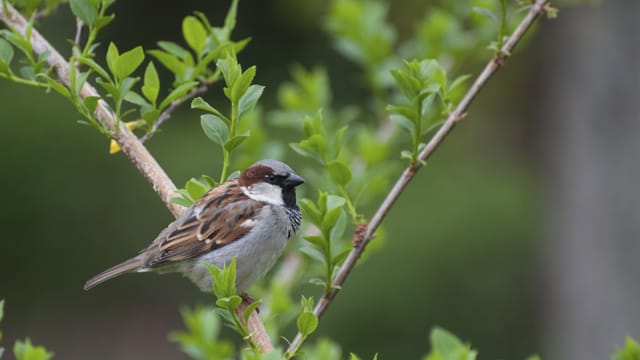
top-left (224, 133), bottom-right (249, 152)
top-left (304, 235), bottom-right (327, 250)
top-left (322, 196), bottom-right (346, 233)
top-left (237, 84), bottom-right (264, 121)
top-left (182, 16), bottom-right (208, 56)
top-left (157, 41), bottom-right (193, 63)
top-left (124, 91), bottom-right (150, 107)
top-left (327, 160), bottom-right (352, 187)
top-left (201, 114), bottom-right (229, 145)
top-left (191, 97), bottom-right (229, 124)
top-left (332, 247), bottom-right (351, 267)
top-left (70, 0), bottom-right (99, 25)
top-left (106, 42), bottom-right (119, 76)
top-left (299, 246), bottom-right (326, 264)
top-left (44, 78), bottom-right (71, 98)
top-left (159, 81), bottom-right (198, 110)
top-left (13, 338), bottom-right (53, 360)
top-left (231, 66), bottom-right (256, 102)
top-left (290, 143), bottom-right (323, 164)
top-left (612, 337), bottom-right (640, 360)
top-left (142, 62), bottom-right (160, 104)
top-left (171, 196), bottom-right (193, 207)
top-left (0, 39), bottom-right (14, 65)
top-left (185, 178), bottom-right (209, 200)
top-left (296, 311), bottom-right (318, 337)
top-left (115, 46), bottom-right (144, 80)
top-left (0, 299), bottom-right (4, 323)
top-left (299, 198), bottom-right (323, 226)
top-left (76, 56), bottom-right (111, 81)
top-left (148, 50), bottom-right (186, 80)
top-left (242, 299), bottom-right (262, 324)
top-left (83, 96), bottom-right (100, 114)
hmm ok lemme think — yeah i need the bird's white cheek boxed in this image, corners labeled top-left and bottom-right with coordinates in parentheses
top-left (241, 183), bottom-right (284, 205)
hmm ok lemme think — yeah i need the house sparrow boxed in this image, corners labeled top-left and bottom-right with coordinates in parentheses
top-left (84, 159), bottom-right (304, 292)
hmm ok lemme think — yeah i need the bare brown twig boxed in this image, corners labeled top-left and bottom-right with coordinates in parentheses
top-left (286, 0), bottom-right (550, 353)
top-left (0, 2), bottom-right (273, 352)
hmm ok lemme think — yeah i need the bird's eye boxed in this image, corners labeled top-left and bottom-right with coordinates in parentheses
top-left (265, 174), bottom-right (275, 182)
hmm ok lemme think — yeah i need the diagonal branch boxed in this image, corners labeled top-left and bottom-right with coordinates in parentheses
top-left (286, 0), bottom-right (551, 353)
top-left (0, 3), bottom-right (274, 352)
top-left (0, 2), bottom-right (183, 217)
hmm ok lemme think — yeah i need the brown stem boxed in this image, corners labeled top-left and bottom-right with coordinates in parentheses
top-left (286, 0), bottom-right (550, 353)
top-left (237, 301), bottom-right (274, 353)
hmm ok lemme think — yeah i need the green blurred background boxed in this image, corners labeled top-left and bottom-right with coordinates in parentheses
top-left (1, 1), bottom-right (639, 359)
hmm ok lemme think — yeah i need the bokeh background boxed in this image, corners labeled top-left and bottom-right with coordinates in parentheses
top-left (1, 0), bottom-right (639, 359)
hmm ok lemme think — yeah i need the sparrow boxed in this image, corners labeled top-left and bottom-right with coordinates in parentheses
top-left (84, 159), bottom-right (304, 292)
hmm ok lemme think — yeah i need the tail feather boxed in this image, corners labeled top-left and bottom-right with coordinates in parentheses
top-left (84, 257), bottom-right (145, 290)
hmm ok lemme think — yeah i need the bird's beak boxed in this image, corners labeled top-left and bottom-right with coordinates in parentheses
top-left (285, 173), bottom-right (305, 187)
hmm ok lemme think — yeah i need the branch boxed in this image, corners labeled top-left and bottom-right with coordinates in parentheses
top-left (0, 2), bottom-right (183, 217)
top-left (1, 3), bottom-right (274, 352)
top-left (286, 0), bottom-right (550, 353)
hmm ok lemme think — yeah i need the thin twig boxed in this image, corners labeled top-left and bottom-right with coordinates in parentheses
top-left (286, 0), bottom-right (550, 353)
top-left (0, 2), bottom-right (183, 217)
top-left (140, 82), bottom-right (211, 143)
top-left (0, 3), bottom-right (274, 351)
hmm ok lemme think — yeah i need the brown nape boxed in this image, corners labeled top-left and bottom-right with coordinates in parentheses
top-left (238, 165), bottom-right (273, 187)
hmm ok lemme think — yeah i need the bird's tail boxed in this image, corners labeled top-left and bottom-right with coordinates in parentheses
top-left (84, 257), bottom-right (145, 290)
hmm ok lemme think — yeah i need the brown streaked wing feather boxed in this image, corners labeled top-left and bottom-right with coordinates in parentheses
top-left (146, 181), bottom-right (261, 266)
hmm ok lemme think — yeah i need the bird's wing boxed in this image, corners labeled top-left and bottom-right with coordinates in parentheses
top-left (145, 181), bottom-right (262, 267)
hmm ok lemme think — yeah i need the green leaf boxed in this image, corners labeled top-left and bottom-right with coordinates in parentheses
top-left (191, 97), bottom-right (229, 124)
top-left (322, 196), bottom-right (346, 233)
top-left (159, 81), bottom-right (198, 110)
top-left (299, 246), bottom-right (326, 264)
top-left (70, 0), bottom-right (99, 25)
top-left (231, 66), bottom-right (256, 103)
top-left (0, 299), bottom-right (4, 323)
top-left (142, 62), bottom-right (160, 104)
top-left (429, 327), bottom-right (476, 360)
top-left (83, 96), bottom-right (100, 114)
top-left (612, 337), bottom-right (640, 360)
top-left (242, 300), bottom-right (262, 324)
top-left (185, 178), bottom-right (209, 200)
top-left (75, 56), bottom-right (110, 81)
top-left (299, 198), bottom-right (322, 226)
top-left (296, 311), bottom-right (318, 337)
top-left (329, 210), bottom-right (347, 243)
top-left (115, 46), bottom-right (144, 80)
top-left (182, 16), bottom-right (208, 56)
top-left (304, 235), bottom-right (327, 251)
top-left (332, 247), bottom-right (351, 267)
top-left (44, 78), bottom-right (71, 99)
top-left (157, 41), bottom-right (193, 63)
top-left (13, 339), bottom-right (53, 360)
top-left (224, 132), bottom-right (249, 152)
top-left (237, 84), bottom-right (264, 121)
top-left (201, 114), bottom-right (229, 145)
top-left (106, 42), bottom-right (119, 76)
top-left (171, 196), bottom-right (193, 207)
top-left (148, 50), bottom-right (186, 80)
top-left (0, 39), bottom-right (14, 65)
top-left (290, 143), bottom-right (323, 164)
top-left (327, 160), bottom-right (352, 187)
